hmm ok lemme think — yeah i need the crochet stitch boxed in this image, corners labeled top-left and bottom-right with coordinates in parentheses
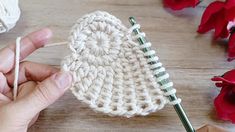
top-left (13, 11), bottom-right (181, 117)
top-left (61, 11), bottom-right (172, 117)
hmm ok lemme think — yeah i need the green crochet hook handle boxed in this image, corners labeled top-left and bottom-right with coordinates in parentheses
top-left (129, 17), bottom-right (195, 132)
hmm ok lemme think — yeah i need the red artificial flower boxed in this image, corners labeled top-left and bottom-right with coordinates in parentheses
top-left (212, 69), bottom-right (235, 123)
top-left (225, 0), bottom-right (235, 21)
top-left (228, 27), bottom-right (235, 61)
top-left (197, 1), bottom-right (229, 39)
top-left (197, 0), bottom-right (235, 39)
top-left (163, 0), bottom-right (200, 10)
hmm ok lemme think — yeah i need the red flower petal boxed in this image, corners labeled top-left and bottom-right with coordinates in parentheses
top-left (225, 0), bottom-right (235, 21)
top-left (228, 33), bottom-right (235, 61)
top-left (212, 76), bottom-right (226, 82)
top-left (222, 70), bottom-right (235, 83)
top-left (197, 1), bottom-right (226, 35)
top-left (214, 91), bottom-right (229, 120)
top-left (215, 82), bottom-right (224, 87)
top-left (212, 70), bottom-right (235, 123)
top-left (163, 0), bottom-right (200, 10)
top-left (214, 86), bottom-right (235, 122)
top-left (214, 12), bottom-right (229, 39)
top-left (225, 0), bottom-right (235, 9)
top-left (212, 76), bottom-right (235, 85)
top-left (225, 7), bottom-right (235, 21)
top-left (197, 16), bottom-right (215, 33)
top-left (198, 1), bottom-right (225, 26)
top-left (212, 69), bottom-right (235, 86)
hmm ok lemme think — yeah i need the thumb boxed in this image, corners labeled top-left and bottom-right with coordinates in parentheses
top-left (14, 71), bottom-right (73, 118)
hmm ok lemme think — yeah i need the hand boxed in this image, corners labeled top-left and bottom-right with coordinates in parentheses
top-left (0, 28), bottom-right (72, 132)
top-left (196, 124), bottom-right (229, 132)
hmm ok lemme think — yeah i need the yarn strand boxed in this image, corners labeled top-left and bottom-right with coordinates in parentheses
top-left (129, 24), bottom-right (181, 105)
top-left (13, 37), bottom-right (21, 100)
top-left (12, 40), bottom-right (67, 100)
top-left (44, 41), bottom-right (67, 47)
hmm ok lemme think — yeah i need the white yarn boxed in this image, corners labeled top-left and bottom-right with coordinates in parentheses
top-left (129, 24), bottom-right (181, 105)
top-left (12, 11), bottom-right (180, 117)
top-left (0, 0), bottom-right (21, 33)
top-left (61, 11), bottom-right (170, 117)
top-left (13, 37), bottom-right (21, 100)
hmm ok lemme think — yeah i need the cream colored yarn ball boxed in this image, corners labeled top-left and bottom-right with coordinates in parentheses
top-left (0, 0), bottom-right (21, 33)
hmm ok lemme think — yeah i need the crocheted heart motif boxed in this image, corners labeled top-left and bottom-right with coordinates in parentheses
top-left (61, 11), bottom-right (168, 117)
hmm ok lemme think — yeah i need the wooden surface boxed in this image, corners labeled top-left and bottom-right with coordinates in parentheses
top-left (0, 0), bottom-right (235, 131)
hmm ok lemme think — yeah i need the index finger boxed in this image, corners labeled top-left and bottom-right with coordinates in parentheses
top-left (0, 28), bottom-right (52, 73)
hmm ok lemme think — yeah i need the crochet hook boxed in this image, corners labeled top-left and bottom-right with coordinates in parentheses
top-left (129, 17), bottom-right (195, 132)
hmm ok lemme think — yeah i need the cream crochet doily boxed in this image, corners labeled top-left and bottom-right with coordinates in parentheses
top-left (61, 11), bottom-right (171, 117)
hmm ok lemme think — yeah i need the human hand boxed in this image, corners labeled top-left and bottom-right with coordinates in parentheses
top-left (0, 28), bottom-right (72, 132)
top-left (196, 124), bottom-right (229, 132)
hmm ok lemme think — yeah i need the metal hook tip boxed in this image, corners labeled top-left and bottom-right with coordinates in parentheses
top-left (129, 17), bottom-right (136, 25)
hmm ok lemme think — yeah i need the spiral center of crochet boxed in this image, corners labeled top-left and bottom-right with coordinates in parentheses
top-left (71, 19), bottom-right (125, 66)
top-left (61, 11), bottom-right (169, 117)
top-left (87, 30), bottom-right (113, 56)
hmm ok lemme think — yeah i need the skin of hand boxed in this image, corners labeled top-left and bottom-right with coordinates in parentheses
top-left (196, 124), bottom-right (229, 132)
top-left (0, 28), bottom-right (72, 132)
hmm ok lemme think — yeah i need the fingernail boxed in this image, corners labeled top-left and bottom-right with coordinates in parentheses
top-left (37, 28), bottom-right (53, 40)
top-left (54, 72), bottom-right (72, 90)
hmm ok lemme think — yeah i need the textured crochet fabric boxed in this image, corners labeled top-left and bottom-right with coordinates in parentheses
top-left (61, 11), bottom-right (168, 117)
